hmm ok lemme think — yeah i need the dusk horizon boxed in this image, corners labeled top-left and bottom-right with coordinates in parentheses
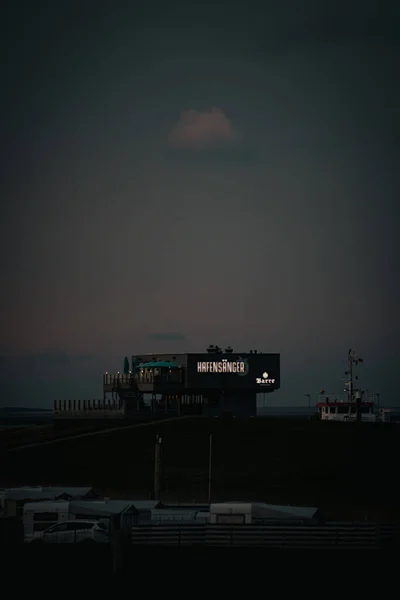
top-left (1, 1), bottom-right (399, 409)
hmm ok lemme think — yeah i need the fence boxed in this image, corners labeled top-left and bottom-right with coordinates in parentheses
top-left (53, 398), bottom-right (125, 416)
top-left (20, 522), bottom-right (400, 549)
top-left (130, 523), bottom-right (400, 549)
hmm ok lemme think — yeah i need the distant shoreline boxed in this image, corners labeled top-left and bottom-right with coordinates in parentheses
top-left (1, 405), bottom-right (399, 427)
top-left (0, 407), bottom-right (53, 428)
top-left (0, 407), bottom-right (52, 413)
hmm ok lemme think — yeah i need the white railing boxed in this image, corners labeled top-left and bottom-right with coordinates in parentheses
top-left (318, 394), bottom-right (349, 403)
top-left (103, 373), bottom-right (131, 386)
top-left (53, 399), bottom-right (123, 413)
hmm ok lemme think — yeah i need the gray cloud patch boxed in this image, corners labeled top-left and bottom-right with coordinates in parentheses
top-left (166, 142), bottom-right (257, 166)
top-left (147, 332), bottom-right (186, 342)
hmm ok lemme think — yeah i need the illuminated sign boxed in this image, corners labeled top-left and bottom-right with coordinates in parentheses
top-left (256, 372), bottom-right (276, 385)
top-left (197, 359), bottom-right (246, 374)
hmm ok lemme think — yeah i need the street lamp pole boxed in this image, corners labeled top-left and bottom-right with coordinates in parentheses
top-left (154, 434), bottom-right (162, 501)
top-left (208, 433), bottom-right (213, 504)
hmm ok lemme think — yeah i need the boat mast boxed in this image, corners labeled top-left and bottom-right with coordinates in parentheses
top-left (345, 349), bottom-right (364, 421)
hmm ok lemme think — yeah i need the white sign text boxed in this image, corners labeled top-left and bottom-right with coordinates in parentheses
top-left (197, 360), bottom-right (245, 374)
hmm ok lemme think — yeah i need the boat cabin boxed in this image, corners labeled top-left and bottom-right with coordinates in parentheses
top-left (317, 397), bottom-right (376, 421)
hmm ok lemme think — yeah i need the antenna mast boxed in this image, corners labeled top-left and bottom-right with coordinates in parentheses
top-left (344, 349), bottom-right (364, 421)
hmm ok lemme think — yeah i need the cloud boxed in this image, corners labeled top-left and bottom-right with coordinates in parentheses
top-left (167, 144), bottom-right (257, 166)
top-left (147, 332), bottom-right (187, 342)
top-left (168, 108), bottom-right (236, 149)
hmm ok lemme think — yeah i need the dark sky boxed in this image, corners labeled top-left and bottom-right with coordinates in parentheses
top-left (1, 1), bottom-right (399, 407)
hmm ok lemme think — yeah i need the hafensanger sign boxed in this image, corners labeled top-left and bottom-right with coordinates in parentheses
top-left (197, 358), bottom-right (246, 375)
top-left (197, 358), bottom-right (247, 374)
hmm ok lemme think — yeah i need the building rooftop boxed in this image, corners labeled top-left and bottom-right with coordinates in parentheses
top-left (69, 499), bottom-right (161, 516)
top-left (3, 486), bottom-right (95, 501)
top-left (138, 361), bottom-right (181, 369)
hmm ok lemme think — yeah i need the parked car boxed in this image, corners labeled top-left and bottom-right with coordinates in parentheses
top-left (32, 520), bottom-right (100, 543)
top-left (92, 520), bottom-right (109, 543)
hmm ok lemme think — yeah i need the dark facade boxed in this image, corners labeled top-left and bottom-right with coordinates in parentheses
top-left (133, 352), bottom-right (280, 392)
top-left (102, 350), bottom-right (280, 418)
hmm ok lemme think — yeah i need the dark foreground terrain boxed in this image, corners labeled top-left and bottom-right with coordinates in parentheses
top-left (1, 417), bottom-right (399, 521)
top-left (5, 545), bottom-right (382, 585)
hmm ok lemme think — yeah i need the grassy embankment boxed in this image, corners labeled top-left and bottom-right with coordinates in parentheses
top-left (1, 418), bottom-right (399, 521)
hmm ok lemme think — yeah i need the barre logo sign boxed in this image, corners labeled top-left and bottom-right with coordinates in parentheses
top-left (197, 357), bottom-right (249, 375)
top-left (256, 372), bottom-right (276, 386)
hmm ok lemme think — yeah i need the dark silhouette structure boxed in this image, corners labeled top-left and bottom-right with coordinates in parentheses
top-left (103, 346), bottom-right (280, 417)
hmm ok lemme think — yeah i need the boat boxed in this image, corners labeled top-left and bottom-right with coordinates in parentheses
top-left (316, 349), bottom-right (391, 422)
top-left (316, 395), bottom-right (389, 422)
